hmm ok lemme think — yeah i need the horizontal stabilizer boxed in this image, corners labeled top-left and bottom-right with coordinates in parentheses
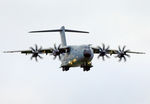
top-left (65, 29), bottom-right (89, 33)
top-left (29, 29), bottom-right (61, 33)
top-left (29, 29), bottom-right (89, 34)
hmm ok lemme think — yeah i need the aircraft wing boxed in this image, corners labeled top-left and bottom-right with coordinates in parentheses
top-left (3, 44), bottom-right (70, 61)
top-left (4, 48), bottom-right (53, 55)
top-left (92, 47), bottom-right (145, 55)
top-left (92, 45), bottom-right (145, 61)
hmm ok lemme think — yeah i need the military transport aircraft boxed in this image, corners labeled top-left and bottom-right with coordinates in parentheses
top-left (4, 26), bottom-right (145, 71)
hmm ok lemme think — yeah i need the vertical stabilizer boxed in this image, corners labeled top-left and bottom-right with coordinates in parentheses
top-left (60, 26), bottom-right (67, 46)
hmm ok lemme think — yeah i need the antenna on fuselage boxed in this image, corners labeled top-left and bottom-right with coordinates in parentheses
top-left (29, 26), bottom-right (89, 47)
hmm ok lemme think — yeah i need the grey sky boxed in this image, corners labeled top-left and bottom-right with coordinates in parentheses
top-left (0, 0), bottom-right (150, 104)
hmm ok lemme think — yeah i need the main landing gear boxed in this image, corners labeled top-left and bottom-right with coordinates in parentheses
top-left (62, 66), bottom-right (70, 71)
top-left (83, 66), bottom-right (91, 71)
top-left (81, 62), bottom-right (93, 72)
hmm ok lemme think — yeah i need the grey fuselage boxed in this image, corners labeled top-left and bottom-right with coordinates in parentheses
top-left (60, 45), bottom-right (94, 67)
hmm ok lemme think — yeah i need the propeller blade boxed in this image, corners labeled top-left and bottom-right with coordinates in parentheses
top-left (102, 56), bottom-right (105, 61)
top-left (123, 56), bottom-right (126, 62)
top-left (38, 55), bottom-right (43, 59)
top-left (106, 45), bottom-right (110, 50)
top-left (125, 50), bottom-right (130, 53)
top-left (98, 46), bottom-right (102, 51)
top-left (105, 54), bottom-right (110, 58)
top-left (97, 54), bottom-right (101, 59)
top-left (39, 46), bottom-right (42, 51)
top-left (35, 57), bottom-right (38, 62)
top-left (30, 55), bottom-right (33, 60)
top-left (58, 44), bottom-right (61, 49)
top-left (53, 56), bottom-right (57, 60)
top-left (35, 44), bottom-right (38, 51)
top-left (119, 57), bottom-right (122, 62)
top-left (125, 54), bottom-right (130, 57)
top-left (118, 46), bottom-right (121, 52)
top-left (102, 43), bottom-right (105, 50)
top-left (54, 44), bottom-right (57, 50)
top-left (30, 47), bottom-right (36, 52)
top-left (59, 55), bottom-right (61, 60)
top-left (122, 46), bottom-right (126, 52)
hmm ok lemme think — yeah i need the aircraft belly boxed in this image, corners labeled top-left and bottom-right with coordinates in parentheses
top-left (70, 58), bottom-right (93, 67)
top-left (60, 53), bottom-right (93, 67)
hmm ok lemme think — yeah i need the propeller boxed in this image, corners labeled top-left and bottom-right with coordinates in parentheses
top-left (116, 46), bottom-right (130, 62)
top-left (97, 44), bottom-right (110, 60)
top-left (30, 44), bottom-right (43, 61)
top-left (51, 44), bottom-right (61, 60)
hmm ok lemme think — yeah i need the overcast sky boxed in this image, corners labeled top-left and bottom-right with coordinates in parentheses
top-left (0, 0), bottom-right (150, 104)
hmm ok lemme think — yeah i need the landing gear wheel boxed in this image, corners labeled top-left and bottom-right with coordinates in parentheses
top-left (81, 62), bottom-right (92, 71)
top-left (83, 67), bottom-right (90, 71)
top-left (62, 67), bottom-right (69, 71)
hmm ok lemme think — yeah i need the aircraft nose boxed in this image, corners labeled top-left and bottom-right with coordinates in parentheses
top-left (84, 50), bottom-right (91, 58)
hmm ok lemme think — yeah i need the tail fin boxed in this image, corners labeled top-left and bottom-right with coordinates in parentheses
top-left (29, 26), bottom-right (89, 46)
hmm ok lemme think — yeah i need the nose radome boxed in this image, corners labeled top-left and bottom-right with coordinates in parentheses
top-left (84, 50), bottom-right (91, 58)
